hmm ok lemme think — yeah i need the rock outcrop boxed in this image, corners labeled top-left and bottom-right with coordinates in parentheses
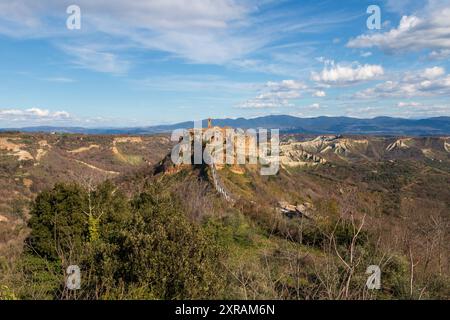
top-left (278, 201), bottom-right (314, 219)
top-left (386, 138), bottom-right (413, 152)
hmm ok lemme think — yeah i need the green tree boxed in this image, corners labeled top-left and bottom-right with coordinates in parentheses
top-left (88, 190), bottom-right (225, 299)
top-left (23, 181), bottom-right (225, 299)
top-left (26, 183), bottom-right (87, 262)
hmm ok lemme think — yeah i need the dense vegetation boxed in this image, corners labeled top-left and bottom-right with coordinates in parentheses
top-left (2, 181), bottom-right (224, 299)
top-left (1, 169), bottom-right (448, 300)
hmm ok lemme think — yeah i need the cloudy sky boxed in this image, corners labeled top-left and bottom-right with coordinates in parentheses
top-left (0, 0), bottom-right (449, 127)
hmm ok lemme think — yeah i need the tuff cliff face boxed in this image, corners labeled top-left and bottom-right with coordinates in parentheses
top-left (279, 144), bottom-right (326, 168)
top-left (386, 138), bottom-right (414, 151)
top-left (279, 135), bottom-right (450, 164)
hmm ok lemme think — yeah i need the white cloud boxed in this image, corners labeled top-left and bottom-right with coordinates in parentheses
top-left (309, 103), bottom-right (320, 109)
top-left (397, 101), bottom-right (422, 107)
top-left (53, 111), bottom-right (71, 118)
top-left (238, 100), bottom-right (292, 109)
top-left (266, 80), bottom-right (307, 91)
top-left (0, 108), bottom-right (158, 127)
top-left (360, 51), bottom-right (372, 58)
top-left (311, 61), bottom-right (384, 85)
top-left (355, 66), bottom-right (450, 99)
top-left (429, 49), bottom-right (450, 60)
top-left (0, 0), bottom-right (366, 73)
top-left (423, 66), bottom-right (445, 79)
top-left (60, 45), bottom-right (130, 74)
top-left (238, 80), bottom-right (307, 109)
top-left (0, 108), bottom-right (71, 122)
top-left (347, 3), bottom-right (450, 54)
top-left (27, 108), bottom-right (49, 117)
top-left (0, 0), bottom-right (265, 66)
top-left (313, 90), bottom-right (326, 97)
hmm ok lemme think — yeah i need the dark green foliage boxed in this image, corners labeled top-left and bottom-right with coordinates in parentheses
top-left (26, 183), bottom-right (87, 261)
top-left (26, 181), bottom-right (131, 260)
top-left (22, 181), bottom-right (225, 299)
top-left (362, 161), bottom-right (415, 215)
top-left (90, 191), bottom-right (224, 299)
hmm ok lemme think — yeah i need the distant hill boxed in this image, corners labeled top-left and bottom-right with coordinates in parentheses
top-left (2, 115), bottom-right (450, 136)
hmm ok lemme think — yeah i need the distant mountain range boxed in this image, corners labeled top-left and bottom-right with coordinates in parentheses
top-left (1, 115), bottom-right (450, 136)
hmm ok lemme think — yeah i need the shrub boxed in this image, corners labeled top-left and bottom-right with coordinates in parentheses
top-left (23, 181), bottom-right (225, 299)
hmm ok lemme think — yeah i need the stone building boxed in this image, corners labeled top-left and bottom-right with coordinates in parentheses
top-left (185, 118), bottom-right (258, 174)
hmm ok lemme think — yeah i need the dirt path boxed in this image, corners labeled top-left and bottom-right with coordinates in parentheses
top-left (73, 159), bottom-right (120, 175)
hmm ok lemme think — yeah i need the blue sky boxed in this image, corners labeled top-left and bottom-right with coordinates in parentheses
top-left (0, 0), bottom-right (449, 127)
